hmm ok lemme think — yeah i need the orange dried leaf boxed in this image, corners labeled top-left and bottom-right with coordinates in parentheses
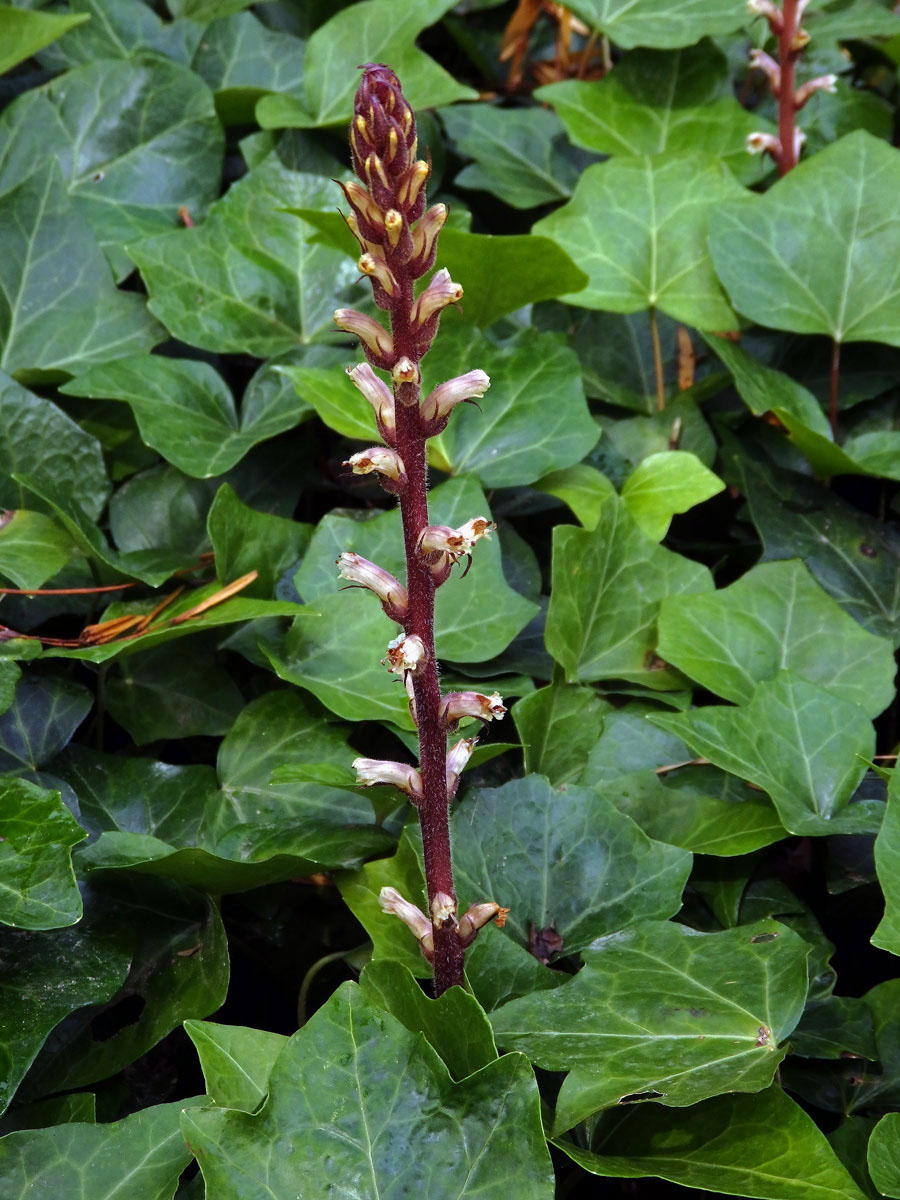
top-left (169, 571), bottom-right (258, 625)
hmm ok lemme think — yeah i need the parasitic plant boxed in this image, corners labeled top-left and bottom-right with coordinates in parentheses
top-left (335, 65), bottom-right (504, 995)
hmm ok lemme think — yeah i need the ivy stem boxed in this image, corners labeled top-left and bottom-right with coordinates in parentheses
top-left (649, 306), bottom-right (665, 412)
top-left (777, 0), bottom-right (801, 175)
top-left (829, 338), bottom-right (841, 438)
top-left (390, 283), bottom-right (464, 997)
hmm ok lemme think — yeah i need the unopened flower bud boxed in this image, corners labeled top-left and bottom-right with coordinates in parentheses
top-left (382, 632), bottom-right (426, 675)
top-left (446, 736), bottom-right (477, 797)
top-left (346, 364), bottom-right (395, 442)
top-left (384, 209), bottom-right (403, 248)
top-left (748, 48), bottom-right (781, 94)
top-left (392, 357), bottom-right (420, 385)
top-left (421, 370), bottom-right (490, 425)
top-left (344, 446), bottom-right (406, 485)
top-left (458, 901), bottom-right (502, 944)
top-left (379, 887), bottom-right (433, 959)
top-left (440, 690), bottom-right (506, 728)
top-left (334, 309), bottom-right (394, 360)
top-left (336, 551), bottom-right (408, 620)
top-left (409, 203), bottom-right (447, 276)
top-left (794, 74), bottom-right (838, 109)
top-left (398, 160), bottom-right (429, 210)
top-left (412, 269), bottom-right (464, 325)
top-left (358, 252), bottom-right (398, 296)
top-left (747, 0), bottom-right (783, 30)
top-left (430, 891), bottom-right (457, 927)
top-left (354, 757), bottom-right (423, 802)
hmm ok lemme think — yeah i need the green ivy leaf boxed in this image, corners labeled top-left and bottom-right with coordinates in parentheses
top-left (451, 775), bottom-right (692, 957)
top-left (658, 559), bottom-right (896, 717)
top-left (533, 152), bottom-right (742, 328)
top-left (271, 475), bottom-right (537, 725)
top-left (651, 672), bottom-right (877, 836)
top-left (709, 132), bottom-right (900, 347)
top-left (191, 12), bottom-right (306, 124)
top-left (129, 156), bottom-right (359, 356)
top-left (805, 1), bottom-right (900, 44)
top-left (0, 5), bottom-right (89, 75)
top-left (0, 778), bottom-right (85, 931)
top-left (0, 162), bottom-right (161, 380)
top-left (0, 1098), bottom-right (205, 1200)
top-left (184, 1020), bottom-right (287, 1113)
top-left (207, 483), bottom-right (312, 598)
top-left (255, 0), bottom-right (475, 129)
top-left (490, 918), bottom-right (809, 1133)
top-left (62, 356), bottom-right (308, 478)
top-left (512, 682), bottom-right (610, 786)
top-left (546, 491), bottom-right (712, 688)
top-left (182, 982), bottom-right (554, 1199)
top-left (537, 42), bottom-right (773, 184)
top-left (0, 510), bottom-right (74, 590)
top-left (621, 450), bottom-right (724, 540)
top-left (872, 771), bottom-right (900, 956)
top-left (558, 1086), bottom-right (867, 1200)
top-left (869, 1113), bottom-right (900, 1198)
top-left (564, 0), bottom-right (747, 49)
top-left (0, 674), bottom-right (92, 772)
top-left (33, 0), bottom-right (202, 70)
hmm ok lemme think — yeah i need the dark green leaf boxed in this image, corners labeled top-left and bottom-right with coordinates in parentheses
top-left (533, 153), bottom-right (743, 329)
top-left (0, 778), bottom-right (85, 931)
top-left (182, 982), bottom-right (554, 1199)
top-left (872, 770), bottom-right (900, 956)
top-left (0, 674), bottom-right (91, 772)
top-left (652, 672), bottom-right (877, 836)
top-left (34, 0), bottom-right (203, 70)
top-left (184, 1019), bottom-right (287, 1113)
top-left (546, 491), bottom-right (712, 688)
top-left (622, 450), bottom-right (724, 540)
top-left (791, 995), bottom-right (877, 1060)
top-left (563, 0), bottom-right (747, 49)
top-left (869, 1113), bottom-right (900, 1198)
top-left (192, 12), bottom-right (306, 124)
top-left (513, 682), bottom-right (609, 786)
top-left (0, 162), bottom-right (160, 379)
top-left (709, 132), bottom-right (900, 346)
top-left (0, 5), bottom-right (89, 75)
top-left (0, 511), bottom-right (74, 591)
top-left (452, 775), bottom-right (692, 957)
top-left (657, 560), bottom-right (896, 716)
top-left (490, 919), bottom-right (809, 1133)
top-left (207, 482), bottom-right (311, 598)
top-left (0, 1091), bottom-right (95, 1135)
top-left (558, 1086), bottom-right (867, 1200)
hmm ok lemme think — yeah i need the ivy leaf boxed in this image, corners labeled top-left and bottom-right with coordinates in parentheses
top-left (621, 450), bottom-right (724, 540)
top-left (490, 919), bottom-right (809, 1134)
top-left (182, 982), bottom-right (554, 1200)
top-left (129, 156), bottom-right (359, 356)
top-left (255, 0), bottom-right (475, 129)
top-left (872, 771), bottom-right (900, 957)
top-left (0, 778), bottom-right (85, 931)
top-left (425, 325), bottom-right (599, 487)
top-left (0, 5), bottom-right (89, 75)
top-left (537, 42), bottom-right (773, 184)
top-left (533, 153), bottom-right (742, 329)
top-left (191, 12), bottom-right (306, 124)
top-left (0, 162), bottom-right (160, 380)
top-left (184, 1020), bottom-right (287, 1113)
top-left (558, 1086), bottom-right (868, 1200)
top-left (709, 132), bottom-right (900, 347)
top-left (806, 2), bottom-right (900, 44)
top-left (563, 0), bottom-right (747, 49)
top-left (207, 483), bottom-right (312, 598)
top-left (534, 463), bottom-right (616, 529)
top-left (0, 1098), bottom-right (205, 1200)
top-left (869, 1113), bottom-right (900, 1198)
top-left (657, 560), bottom-right (896, 717)
top-left (0, 674), bottom-right (92, 772)
top-left (0, 510), bottom-right (74, 590)
top-left (451, 776), bottom-right (692, 958)
top-left (0, 58), bottom-right (223, 272)
top-left (0, 889), bottom-right (131, 1116)
top-left (438, 104), bottom-right (584, 208)
top-left (271, 476), bottom-right (537, 726)
top-left (62, 356), bottom-right (308, 478)
top-left (33, 0), bottom-right (203, 70)
top-left (651, 672), bottom-right (877, 836)
top-left (546, 492), bottom-right (713, 688)
top-left (512, 682), bottom-right (610, 786)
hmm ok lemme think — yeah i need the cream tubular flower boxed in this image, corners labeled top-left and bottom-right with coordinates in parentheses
top-left (446, 736), bottom-right (477, 796)
top-left (411, 268), bottom-right (464, 325)
top-left (344, 447), bottom-right (406, 484)
top-left (334, 308), bottom-right (394, 358)
top-left (336, 552), bottom-right (408, 620)
top-left (457, 901), bottom-right (502, 944)
top-left (381, 632), bottom-right (426, 675)
top-left (346, 363), bottom-right (395, 442)
top-left (379, 887), bottom-right (433, 958)
top-left (420, 370), bottom-right (490, 424)
top-left (439, 691), bottom-right (507, 728)
top-left (353, 757), bottom-right (423, 802)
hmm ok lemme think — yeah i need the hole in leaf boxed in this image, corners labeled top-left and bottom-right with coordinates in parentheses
top-left (750, 932), bottom-right (777, 943)
top-left (619, 1090), bottom-right (664, 1104)
top-left (90, 993), bottom-right (146, 1042)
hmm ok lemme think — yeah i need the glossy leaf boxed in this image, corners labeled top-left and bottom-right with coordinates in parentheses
top-left (0, 1098), bottom-right (204, 1200)
top-left (0, 510), bottom-right (74, 590)
top-left (62, 355), bottom-right (307, 478)
top-left (564, 0), bottom-right (747, 49)
top-left (622, 450), bottom-right (724, 540)
top-left (546, 491), bottom-right (713, 688)
top-left (869, 1114), bottom-right (900, 1198)
top-left (513, 682), bottom-right (609, 786)
top-left (184, 1020), bottom-right (287, 1113)
top-left (657, 560), bottom-right (896, 717)
top-left (559, 1086), bottom-right (867, 1200)
top-left (207, 482), bottom-right (312, 598)
top-left (182, 982), bottom-right (554, 1200)
top-left (0, 674), bottom-right (92, 772)
top-left (129, 156), bottom-right (359, 356)
top-left (652, 672), bottom-right (877, 836)
top-left (709, 132), bottom-right (900, 346)
top-left (533, 153), bottom-right (743, 329)
top-left (255, 0), bottom-right (475, 129)
top-left (192, 12), bottom-right (306, 123)
top-left (873, 770), bottom-right (900, 956)
top-left (534, 464), bottom-right (615, 529)
top-left (271, 475), bottom-right (537, 725)
top-left (0, 162), bottom-right (160, 378)
top-left (490, 919), bottom-right (809, 1133)
top-left (0, 5), bottom-right (89, 74)
top-left (0, 778), bottom-right (85, 931)
top-left (33, 0), bottom-right (202, 70)
top-left (538, 42), bottom-right (773, 184)
top-left (451, 775), bottom-right (692, 958)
